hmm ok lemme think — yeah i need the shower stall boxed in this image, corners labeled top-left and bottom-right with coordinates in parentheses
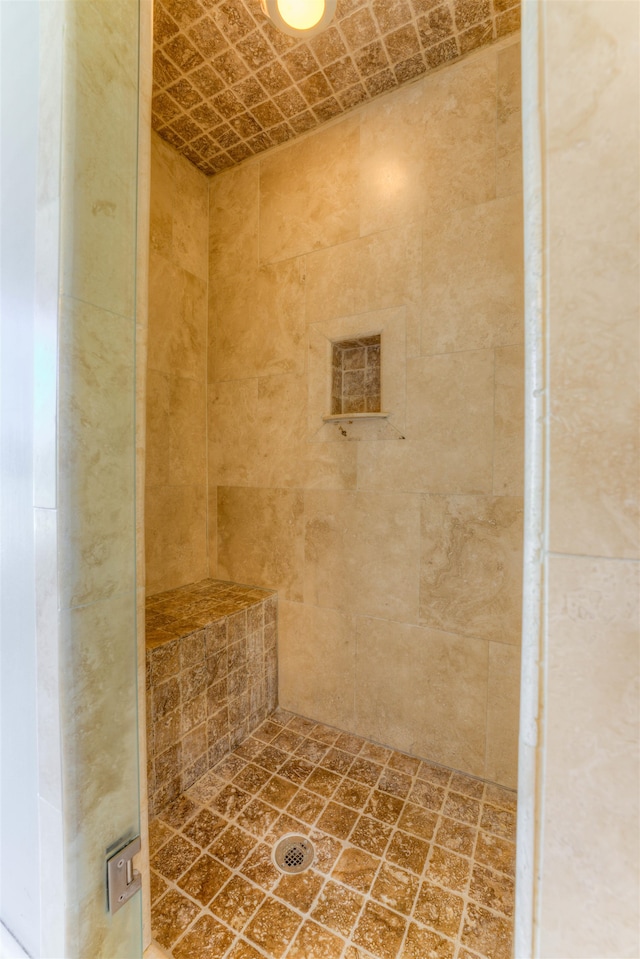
top-left (0, 1), bottom-right (637, 958)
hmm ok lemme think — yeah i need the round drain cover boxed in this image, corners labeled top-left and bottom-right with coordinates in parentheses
top-left (273, 834), bottom-right (315, 874)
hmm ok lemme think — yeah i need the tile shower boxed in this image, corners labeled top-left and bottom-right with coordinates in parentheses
top-left (145, 33), bottom-right (524, 959)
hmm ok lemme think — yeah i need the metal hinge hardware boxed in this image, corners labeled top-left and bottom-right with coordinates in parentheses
top-left (107, 836), bottom-right (142, 914)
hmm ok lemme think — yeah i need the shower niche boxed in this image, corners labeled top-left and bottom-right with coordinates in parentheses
top-left (327, 334), bottom-right (384, 418)
top-left (307, 308), bottom-right (406, 440)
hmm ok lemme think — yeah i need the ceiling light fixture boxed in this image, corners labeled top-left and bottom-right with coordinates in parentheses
top-left (260, 0), bottom-right (337, 38)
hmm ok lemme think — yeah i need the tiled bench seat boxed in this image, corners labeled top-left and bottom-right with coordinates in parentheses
top-left (145, 579), bottom-right (277, 815)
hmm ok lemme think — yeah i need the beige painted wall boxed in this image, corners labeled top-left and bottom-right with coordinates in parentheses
top-left (146, 133), bottom-right (210, 595)
top-left (521, 2), bottom-right (639, 956)
top-left (207, 36), bottom-right (524, 788)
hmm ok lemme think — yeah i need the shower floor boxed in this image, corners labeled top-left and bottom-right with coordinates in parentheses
top-left (149, 710), bottom-right (516, 959)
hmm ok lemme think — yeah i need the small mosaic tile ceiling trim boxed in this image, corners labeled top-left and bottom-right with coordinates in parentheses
top-left (152, 0), bottom-right (521, 176)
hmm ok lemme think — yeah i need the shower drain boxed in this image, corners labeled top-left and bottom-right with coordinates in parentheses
top-left (273, 834), bottom-right (315, 874)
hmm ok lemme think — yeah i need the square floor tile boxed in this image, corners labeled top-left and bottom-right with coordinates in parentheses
top-left (176, 854), bottom-right (231, 906)
top-left (245, 896), bottom-right (302, 958)
top-left (149, 711), bottom-right (515, 959)
top-left (311, 879), bottom-right (364, 936)
top-left (210, 875), bottom-right (265, 931)
top-left (353, 900), bottom-right (407, 959)
top-left (172, 914), bottom-right (234, 959)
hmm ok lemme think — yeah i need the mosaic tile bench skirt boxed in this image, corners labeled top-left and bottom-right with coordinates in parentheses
top-left (146, 580), bottom-right (278, 817)
top-left (149, 710), bottom-right (516, 959)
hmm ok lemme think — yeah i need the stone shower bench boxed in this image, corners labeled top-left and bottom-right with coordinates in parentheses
top-left (145, 578), bottom-right (277, 815)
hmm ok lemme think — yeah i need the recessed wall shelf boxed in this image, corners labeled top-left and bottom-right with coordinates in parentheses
top-left (331, 334), bottom-right (381, 416)
top-left (323, 412), bottom-right (390, 422)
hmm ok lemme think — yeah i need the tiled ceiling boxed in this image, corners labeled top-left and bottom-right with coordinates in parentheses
top-left (152, 0), bottom-right (520, 176)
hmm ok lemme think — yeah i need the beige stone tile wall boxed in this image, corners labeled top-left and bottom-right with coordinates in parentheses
top-left (146, 132), bottom-right (210, 594)
top-left (522, 1), bottom-right (640, 955)
top-left (208, 37), bottom-right (524, 789)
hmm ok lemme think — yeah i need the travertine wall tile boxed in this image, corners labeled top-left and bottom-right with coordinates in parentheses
top-left (357, 349), bottom-right (494, 494)
top-left (354, 617), bottom-right (488, 777)
top-left (209, 373), bottom-right (357, 490)
top-left (485, 642), bottom-right (520, 788)
top-left (146, 134), bottom-right (209, 594)
top-left (148, 255), bottom-right (207, 380)
top-left (61, 591), bottom-right (140, 958)
top-left (149, 134), bottom-right (176, 259)
top-left (146, 486), bottom-right (208, 595)
top-left (421, 194), bottom-right (524, 355)
top-left (544, 0), bottom-right (638, 561)
top-left (526, 5), bottom-right (639, 952)
top-left (493, 344), bottom-right (524, 496)
top-left (259, 116), bottom-right (360, 262)
top-left (359, 80), bottom-right (428, 236)
top-left (217, 487), bottom-right (305, 601)
top-left (168, 374), bottom-right (207, 486)
top-left (496, 41), bottom-right (522, 196)
top-left (422, 54), bottom-right (497, 214)
top-left (209, 162), bottom-right (260, 282)
top-left (304, 490), bottom-right (421, 622)
top-left (420, 495), bottom-right (524, 644)
top-left (278, 600), bottom-right (357, 731)
top-left (541, 556), bottom-right (639, 957)
top-left (210, 257), bottom-right (306, 381)
top-left (60, 0), bottom-right (137, 319)
top-left (305, 225), bottom-right (421, 355)
top-left (304, 236), bottom-right (360, 327)
top-left (172, 152), bottom-right (209, 280)
top-left (356, 225), bottom-right (423, 357)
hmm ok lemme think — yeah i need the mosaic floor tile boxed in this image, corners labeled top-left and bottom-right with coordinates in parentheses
top-left (245, 897), bottom-right (301, 957)
top-left (352, 900), bottom-right (407, 958)
top-left (471, 865), bottom-right (516, 921)
top-left (414, 881), bottom-right (464, 939)
top-left (402, 922), bottom-right (455, 959)
top-left (171, 914), bottom-right (234, 959)
top-left (176, 854), bottom-right (231, 905)
top-left (149, 710), bottom-right (516, 959)
top-left (210, 875), bottom-right (265, 930)
top-left (426, 845), bottom-right (471, 894)
top-left (371, 862), bottom-right (419, 916)
top-left (386, 829), bottom-right (429, 874)
top-left (349, 814), bottom-right (392, 857)
top-left (152, 835), bottom-right (200, 882)
top-left (461, 902), bottom-right (514, 959)
top-left (181, 808), bottom-right (226, 848)
top-left (317, 801), bottom-right (359, 839)
top-left (274, 869), bottom-right (323, 911)
top-left (228, 942), bottom-right (264, 959)
top-left (311, 880), bottom-right (364, 937)
top-left (151, 889), bottom-right (200, 949)
top-left (398, 802), bottom-right (438, 841)
top-left (331, 847), bottom-right (380, 893)
top-left (287, 919), bottom-right (344, 959)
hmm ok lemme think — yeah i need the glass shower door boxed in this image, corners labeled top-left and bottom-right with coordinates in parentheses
top-left (57, 0), bottom-right (143, 955)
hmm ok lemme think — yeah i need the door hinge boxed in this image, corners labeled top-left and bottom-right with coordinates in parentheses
top-left (107, 836), bottom-right (142, 914)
